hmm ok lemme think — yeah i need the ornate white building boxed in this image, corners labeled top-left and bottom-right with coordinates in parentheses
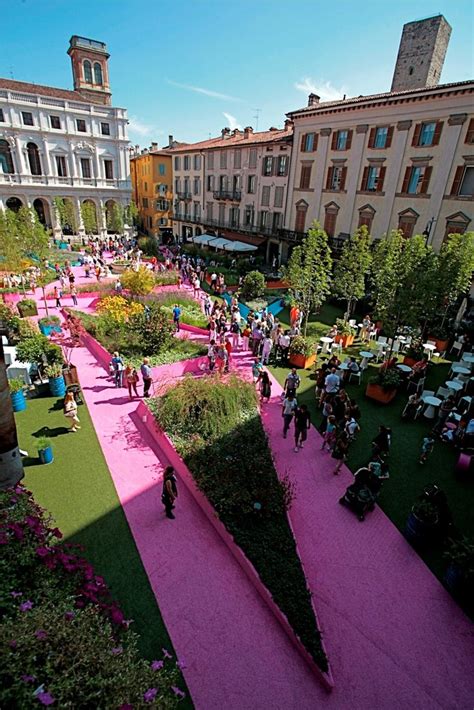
top-left (0, 36), bottom-right (131, 238)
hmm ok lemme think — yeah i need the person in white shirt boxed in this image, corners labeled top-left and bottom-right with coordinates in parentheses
top-left (261, 336), bottom-right (273, 365)
top-left (324, 368), bottom-right (340, 395)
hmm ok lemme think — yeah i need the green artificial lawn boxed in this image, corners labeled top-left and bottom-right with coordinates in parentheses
top-left (271, 302), bottom-right (474, 620)
top-left (14, 394), bottom-right (189, 680)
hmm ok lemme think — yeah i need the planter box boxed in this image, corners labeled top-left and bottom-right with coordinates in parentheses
top-left (335, 333), bottom-right (355, 348)
top-left (63, 365), bottom-right (79, 386)
top-left (403, 356), bottom-right (418, 367)
top-left (18, 303), bottom-right (38, 317)
top-left (48, 375), bottom-right (66, 397)
top-left (365, 382), bottom-right (397, 404)
top-left (428, 336), bottom-right (449, 353)
top-left (289, 353), bottom-right (316, 369)
top-left (39, 323), bottom-right (62, 336)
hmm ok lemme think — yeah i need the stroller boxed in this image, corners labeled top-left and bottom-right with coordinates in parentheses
top-left (339, 467), bottom-right (383, 521)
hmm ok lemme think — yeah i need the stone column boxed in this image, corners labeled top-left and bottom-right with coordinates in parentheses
top-left (40, 137), bottom-right (52, 180)
top-left (98, 198), bottom-right (108, 239)
top-left (14, 136), bottom-right (27, 176)
top-left (75, 197), bottom-right (85, 238)
top-left (50, 199), bottom-right (62, 239)
top-left (381, 120), bottom-right (412, 235)
top-left (340, 124), bottom-right (368, 234)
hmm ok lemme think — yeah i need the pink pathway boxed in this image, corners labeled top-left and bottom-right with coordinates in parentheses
top-left (256, 370), bottom-right (474, 710)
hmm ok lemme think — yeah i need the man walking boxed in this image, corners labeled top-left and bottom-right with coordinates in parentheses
top-left (172, 304), bottom-right (182, 332)
top-left (141, 357), bottom-right (152, 398)
top-left (162, 466), bottom-right (178, 519)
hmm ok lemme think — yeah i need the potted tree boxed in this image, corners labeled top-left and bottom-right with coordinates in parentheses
top-left (403, 338), bottom-right (424, 367)
top-left (9, 378), bottom-right (27, 412)
top-left (38, 315), bottom-right (62, 336)
top-left (46, 363), bottom-right (66, 397)
top-left (444, 537), bottom-right (474, 598)
top-left (405, 498), bottom-right (440, 547)
top-left (289, 336), bottom-right (316, 369)
top-left (17, 298), bottom-right (38, 318)
top-left (334, 318), bottom-right (356, 348)
top-left (36, 436), bottom-right (54, 465)
top-left (365, 368), bottom-right (401, 404)
top-left (426, 324), bottom-right (450, 354)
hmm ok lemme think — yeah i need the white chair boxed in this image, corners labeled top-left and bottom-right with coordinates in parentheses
top-left (454, 374), bottom-right (469, 385)
top-left (376, 336), bottom-right (387, 346)
top-left (415, 376), bottom-right (426, 395)
top-left (331, 341), bottom-right (342, 354)
top-left (348, 370), bottom-right (362, 385)
top-left (349, 319), bottom-right (357, 328)
top-left (435, 386), bottom-right (450, 400)
top-left (420, 389), bottom-right (435, 402)
top-left (392, 340), bottom-right (401, 354)
top-left (450, 341), bottom-right (463, 356)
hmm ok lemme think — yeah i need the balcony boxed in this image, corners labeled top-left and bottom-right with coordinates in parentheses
top-left (172, 213), bottom-right (201, 224)
top-left (176, 191), bottom-right (192, 200)
top-left (213, 189), bottom-right (242, 201)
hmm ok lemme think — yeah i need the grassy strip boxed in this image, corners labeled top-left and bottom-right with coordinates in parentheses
top-left (149, 375), bottom-right (328, 672)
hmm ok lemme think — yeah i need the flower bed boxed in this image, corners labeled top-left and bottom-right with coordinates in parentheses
top-left (148, 291), bottom-right (208, 330)
top-left (0, 485), bottom-right (185, 708)
top-left (149, 375), bottom-right (328, 674)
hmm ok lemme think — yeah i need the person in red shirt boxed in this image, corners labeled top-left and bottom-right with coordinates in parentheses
top-left (224, 337), bottom-right (232, 372)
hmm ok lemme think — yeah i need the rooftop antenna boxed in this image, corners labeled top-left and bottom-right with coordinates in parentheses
top-left (9, 65), bottom-right (14, 79)
top-left (253, 108), bottom-right (261, 131)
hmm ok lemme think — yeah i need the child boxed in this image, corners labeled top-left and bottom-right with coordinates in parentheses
top-left (321, 415), bottom-right (337, 451)
top-left (252, 358), bottom-right (263, 384)
top-left (419, 435), bottom-right (435, 464)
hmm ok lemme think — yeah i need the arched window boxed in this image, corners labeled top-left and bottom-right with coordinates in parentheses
top-left (0, 139), bottom-right (14, 174)
top-left (83, 60), bottom-right (93, 83)
top-left (26, 142), bottom-right (42, 175)
top-left (94, 62), bottom-right (103, 85)
top-left (294, 200), bottom-right (308, 234)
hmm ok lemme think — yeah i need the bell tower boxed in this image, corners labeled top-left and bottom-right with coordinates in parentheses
top-left (68, 36), bottom-right (111, 105)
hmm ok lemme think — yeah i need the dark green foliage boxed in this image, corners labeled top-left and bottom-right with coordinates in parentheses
top-left (241, 271), bottom-right (265, 300)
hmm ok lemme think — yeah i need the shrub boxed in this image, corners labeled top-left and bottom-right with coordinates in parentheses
top-left (17, 298), bottom-right (36, 309)
top-left (335, 318), bottom-right (355, 336)
top-left (96, 295), bottom-right (144, 324)
top-left (121, 267), bottom-right (156, 297)
top-left (289, 335), bottom-right (313, 357)
top-left (15, 334), bottom-right (63, 373)
top-left (241, 271), bottom-right (265, 300)
top-left (36, 435), bottom-right (52, 451)
top-left (45, 362), bottom-right (64, 378)
top-left (371, 368), bottom-right (402, 390)
top-left (129, 302), bottom-right (174, 355)
top-left (138, 236), bottom-right (161, 258)
top-left (444, 537), bottom-right (474, 581)
top-left (38, 315), bottom-right (61, 327)
top-left (155, 272), bottom-right (179, 287)
top-left (149, 291), bottom-right (207, 329)
top-left (8, 378), bottom-right (25, 394)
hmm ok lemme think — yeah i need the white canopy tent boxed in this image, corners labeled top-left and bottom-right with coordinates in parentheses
top-left (191, 233), bottom-right (219, 246)
top-left (222, 240), bottom-right (257, 252)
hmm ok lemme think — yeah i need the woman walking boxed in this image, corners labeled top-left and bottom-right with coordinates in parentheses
top-left (125, 364), bottom-right (140, 399)
top-left (162, 466), bottom-right (178, 519)
top-left (332, 430), bottom-right (350, 475)
top-left (63, 392), bottom-right (81, 432)
top-left (259, 371), bottom-right (272, 403)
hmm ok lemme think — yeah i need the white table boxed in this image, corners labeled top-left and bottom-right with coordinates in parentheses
top-left (4, 345), bottom-right (17, 366)
top-left (423, 395), bottom-right (442, 419)
top-left (320, 336), bottom-right (333, 354)
top-left (446, 380), bottom-right (464, 393)
top-left (397, 364), bottom-right (412, 373)
top-left (450, 364), bottom-right (470, 377)
top-left (397, 336), bottom-right (407, 343)
top-left (359, 351), bottom-right (374, 370)
top-left (423, 343), bottom-right (436, 360)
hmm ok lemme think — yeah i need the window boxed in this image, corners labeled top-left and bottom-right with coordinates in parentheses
top-left (143, 197), bottom-right (149, 208)
top-left (156, 199), bottom-right (169, 211)
top-left (261, 185), bottom-right (270, 206)
top-left (207, 152), bottom-right (214, 169)
top-left (94, 62), bottom-right (103, 85)
top-left (295, 203), bottom-right (308, 233)
top-left (193, 202), bottom-right (201, 220)
top-left (358, 205), bottom-right (375, 231)
top-left (104, 160), bottom-right (114, 180)
top-left (277, 155), bottom-right (288, 176)
top-left (368, 125), bottom-right (393, 149)
top-left (259, 211), bottom-right (269, 228)
top-left (234, 150), bottom-right (241, 169)
top-left (220, 151), bottom-right (227, 169)
top-left (412, 121), bottom-right (442, 147)
top-left (262, 156), bottom-right (273, 176)
top-left (274, 186), bottom-right (284, 208)
top-left (83, 60), bottom-right (93, 83)
top-left (451, 166), bottom-right (474, 197)
top-left (27, 142), bottom-right (41, 175)
top-left (331, 129), bottom-right (352, 151)
top-left (401, 165), bottom-right (432, 195)
top-left (272, 212), bottom-right (282, 231)
top-left (398, 211), bottom-right (418, 238)
top-left (218, 204), bottom-right (225, 223)
top-left (174, 156), bottom-right (181, 170)
top-left (324, 205), bottom-right (339, 237)
top-left (299, 164), bottom-right (312, 189)
top-left (174, 178), bottom-right (180, 194)
top-left (300, 132), bottom-right (317, 152)
top-left (247, 175), bottom-right (256, 194)
top-left (326, 166), bottom-right (347, 191)
top-left (80, 158), bottom-right (91, 179)
top-left (193, 154), bottom-right (201, 170)
top-left (193, 177), bottom-right (200, 195)
top-left (361, 165), bottom-right (386, 192)
top-left (244, 206), bottom-right (254, 226)
top-left (230, 207), bottom-right (239, 227)
top-left (157, 184), bottom-right (167, 196)
top-left (100, 122), bottom-right (110, 136)
top-left (22, 111), bottom-right (34, 126)
top-left (158, 163), bottom-right (165, 176)
top-left (50, 115), bottom-right (61, 129)
top-left (465, 118), bottom-right (474, 144)
top-left (249, 148), bottom-right (257, 169)
top-left (144, 182), bottom-right (148, 192)
top-left (444, 212), bottom-right (470, 239)
top-left (55, 155), bottom-right (67, 177)
top-left (183, 178), bottom-right (190, 194)
top-left (206, 202), bottom-right (213, 221)
top-left (0, 108), bottom-right (4, 122)
top-left (184, 155), bottom-right (190, 170)
top-left (219, 175), bottom-right (227, 192)
top-left (76, 119), bottom-right (86, 132)
top-left (0, 139), bottom-right (14, 173)
top-left (207, 174), bottom-right (214, 191)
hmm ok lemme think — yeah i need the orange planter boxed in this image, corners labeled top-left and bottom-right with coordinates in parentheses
top-left (289, 353), bottom-right (316, 369)
top-left (428, 337), bottom-right (449, 353)
top-left (335, 334), bottom-right (355, 348)
top-left (403, 356), bottom-right (417, 367)
top-left (365, 382), bottom-right (397, 404)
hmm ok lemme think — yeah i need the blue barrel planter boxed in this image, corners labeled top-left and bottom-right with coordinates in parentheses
top-left (48, 375), bottom-right (66, 397)
top-left (405, 510), bottom-right (439, 547)
top-left (39, 324), bottom-right (62, 336)
top-left (11, 390), bottom-right (26, 412)
top-left (38, 446), bottom-right (54, 465)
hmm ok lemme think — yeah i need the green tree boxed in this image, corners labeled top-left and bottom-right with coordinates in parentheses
top-left (129, 302), bottom-right (173, 354)
top-left (107, 203), bottom-right (124, 234)
top-left (125, 200), bottom-right (139, 226)
top-left (332, 226), bottom-right (372, 320)
top-left (435, 232), bottom-right (474, 329)
top-left (121, 267), bottom-right (156, 297)
top-left (241, 270), bottom-right (265, 300)
top-left (0, 335), bottom-right (24, 489)
top-left (80, 202), bottom-right (98, 235)
top-left (53, 197), bottom-right (77, 234)
top-left (284, 221), bottom-right (332, 336)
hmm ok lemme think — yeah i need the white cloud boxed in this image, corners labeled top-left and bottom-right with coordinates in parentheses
top-left (222, 112), bottom-right (242, 131)
top-left (294, 77), bottom-right (346, 102)
top-left (166, 79), bottom-right (242, 102)
top-left (128, 116), bottom-right (158, 137)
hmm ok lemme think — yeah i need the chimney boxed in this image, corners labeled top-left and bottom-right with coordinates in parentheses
top-left (244, 126), bottom-right (253, 139)
top-left (284, 119), bottom-right (293, 131)
top-left (232, 128), bottom-right (241, 136)
top-left (168, 134), bottom-right (173, 147)
top-left (268, 126), bottom-right (278, 131)
top-left (135, 144), bottom-right (140, 153)
top-left (150, 142), bottom-right (158, 151)
top-left (221, 127), bottom-right (231, 138)
top-left (308, 93), bottom-right (320, 107)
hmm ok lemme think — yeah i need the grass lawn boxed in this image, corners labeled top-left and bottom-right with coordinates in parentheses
top-left (271, 302), bottom-right (474, 620)
top-left (14, 394), bottom-right (187, 669)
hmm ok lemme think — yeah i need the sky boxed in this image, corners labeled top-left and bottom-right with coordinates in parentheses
top-left (1, 0), bottom-right (473, 146)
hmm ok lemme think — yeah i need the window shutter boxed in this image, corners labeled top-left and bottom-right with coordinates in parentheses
top-left (420, 166), bottom-right (432, 194)
top-left (340, 166), bottom-right (348, 190)
top-left (300, 134), bottom-right (306, 152)
top-left (331, 132), bottom-right (338, 150)
top-left (273, 157), bottom-right (280, 176)
top-left (432, 121), bottom-right (443, 146)
top-left (361, 166), bottom-right (369, 191)
top-left (262, 159), bottom-right (266, 176)
top-left (450, 165), bottom-right (464, 195)
top-left (377, 166), bottom-right (386, 192)
top-left (412, 123), bottom-right (422, 146)
top-left (295, 207), bottom-right (307, 233)
top-left (368, 128), bottom-right (376, 148)
top-left (465, 118), bottom-right (474, 144)
top-left (386, 126), bottom-right (394, 148)
top-left (346, 130), bottom-right (353, 150)
top-left (401, 166), bottom-right (411, 193)
top-left (326, 166), bottom-right (334, 189)
top-left (313, 133), bottom-right (319, 151)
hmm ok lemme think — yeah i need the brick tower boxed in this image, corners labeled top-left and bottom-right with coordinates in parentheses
top-left (391, 15), bottom-right (452, 92)
top-left (68, 35), bottom-right (111, 105)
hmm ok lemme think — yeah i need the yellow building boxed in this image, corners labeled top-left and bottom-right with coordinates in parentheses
top-left (130, 144), bottom-right (173, 240)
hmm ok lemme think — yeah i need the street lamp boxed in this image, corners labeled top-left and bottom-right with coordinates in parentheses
top-left (423, 216), bottom-right (437, 245)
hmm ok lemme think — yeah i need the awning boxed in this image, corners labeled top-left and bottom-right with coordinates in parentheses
top-left (222, 240), bottom-right (257, 252)
top-left (191, 233), bottom-right (219, 246)
top-left (207, 237), bottom-right (230, 250)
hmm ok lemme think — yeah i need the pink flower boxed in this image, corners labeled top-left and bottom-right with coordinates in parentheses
top-left (151, 660), bottom-right (163, 671)
top-left (162, 648), bottom-right (172, 659)
top-left (19, 600), bottom-right (33, 612)
top-left (176, 658), bottom-right (187, 669)
top-left (143, 688), bottom-right (158, 702)
top-left (36, 691), bottom-right (55, 706)
top-left (119, 705), bottom-right (133, 710)
top-left (171, 686), bottom-right (186, 699)
top-left (111, 646), bottom-right (123, 655)
top-left (64, 611), bottom-right (75, 621)
top-left (109, 607), bottom-right (124, 625)
top-left (21, 674), bottom-right (36, 683)
top-left (35, 547), bottom-right (50, 558)
top-left (34, 629), bottom-right (48, 640)
top-left (50, 527), bottom-right (62, 539)
top-left (9, 639), bottom-right (17, 649)
top-left (11, 591), bottom-right (23, 598)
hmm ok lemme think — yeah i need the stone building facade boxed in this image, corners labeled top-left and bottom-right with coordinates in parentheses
top-left (130, 145), bottom-right (173, 239)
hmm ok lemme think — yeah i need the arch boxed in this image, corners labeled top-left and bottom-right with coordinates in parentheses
top-left (83, 60), bottom-right (93, 83)
top-left (93, 62), bottom-right (103, 85)
top-left (81, 199), bottom-right (99, 235)
top-left (26, 142), bottom-right (42, 175)
top-left (6, 196), bottom-right (23, 213)
top-left (33, 198), bottom-right (51, 228)
top-left (56, 197), bottom-right (77, 235)
top-left (0, 139), bottom-right (14, 174)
